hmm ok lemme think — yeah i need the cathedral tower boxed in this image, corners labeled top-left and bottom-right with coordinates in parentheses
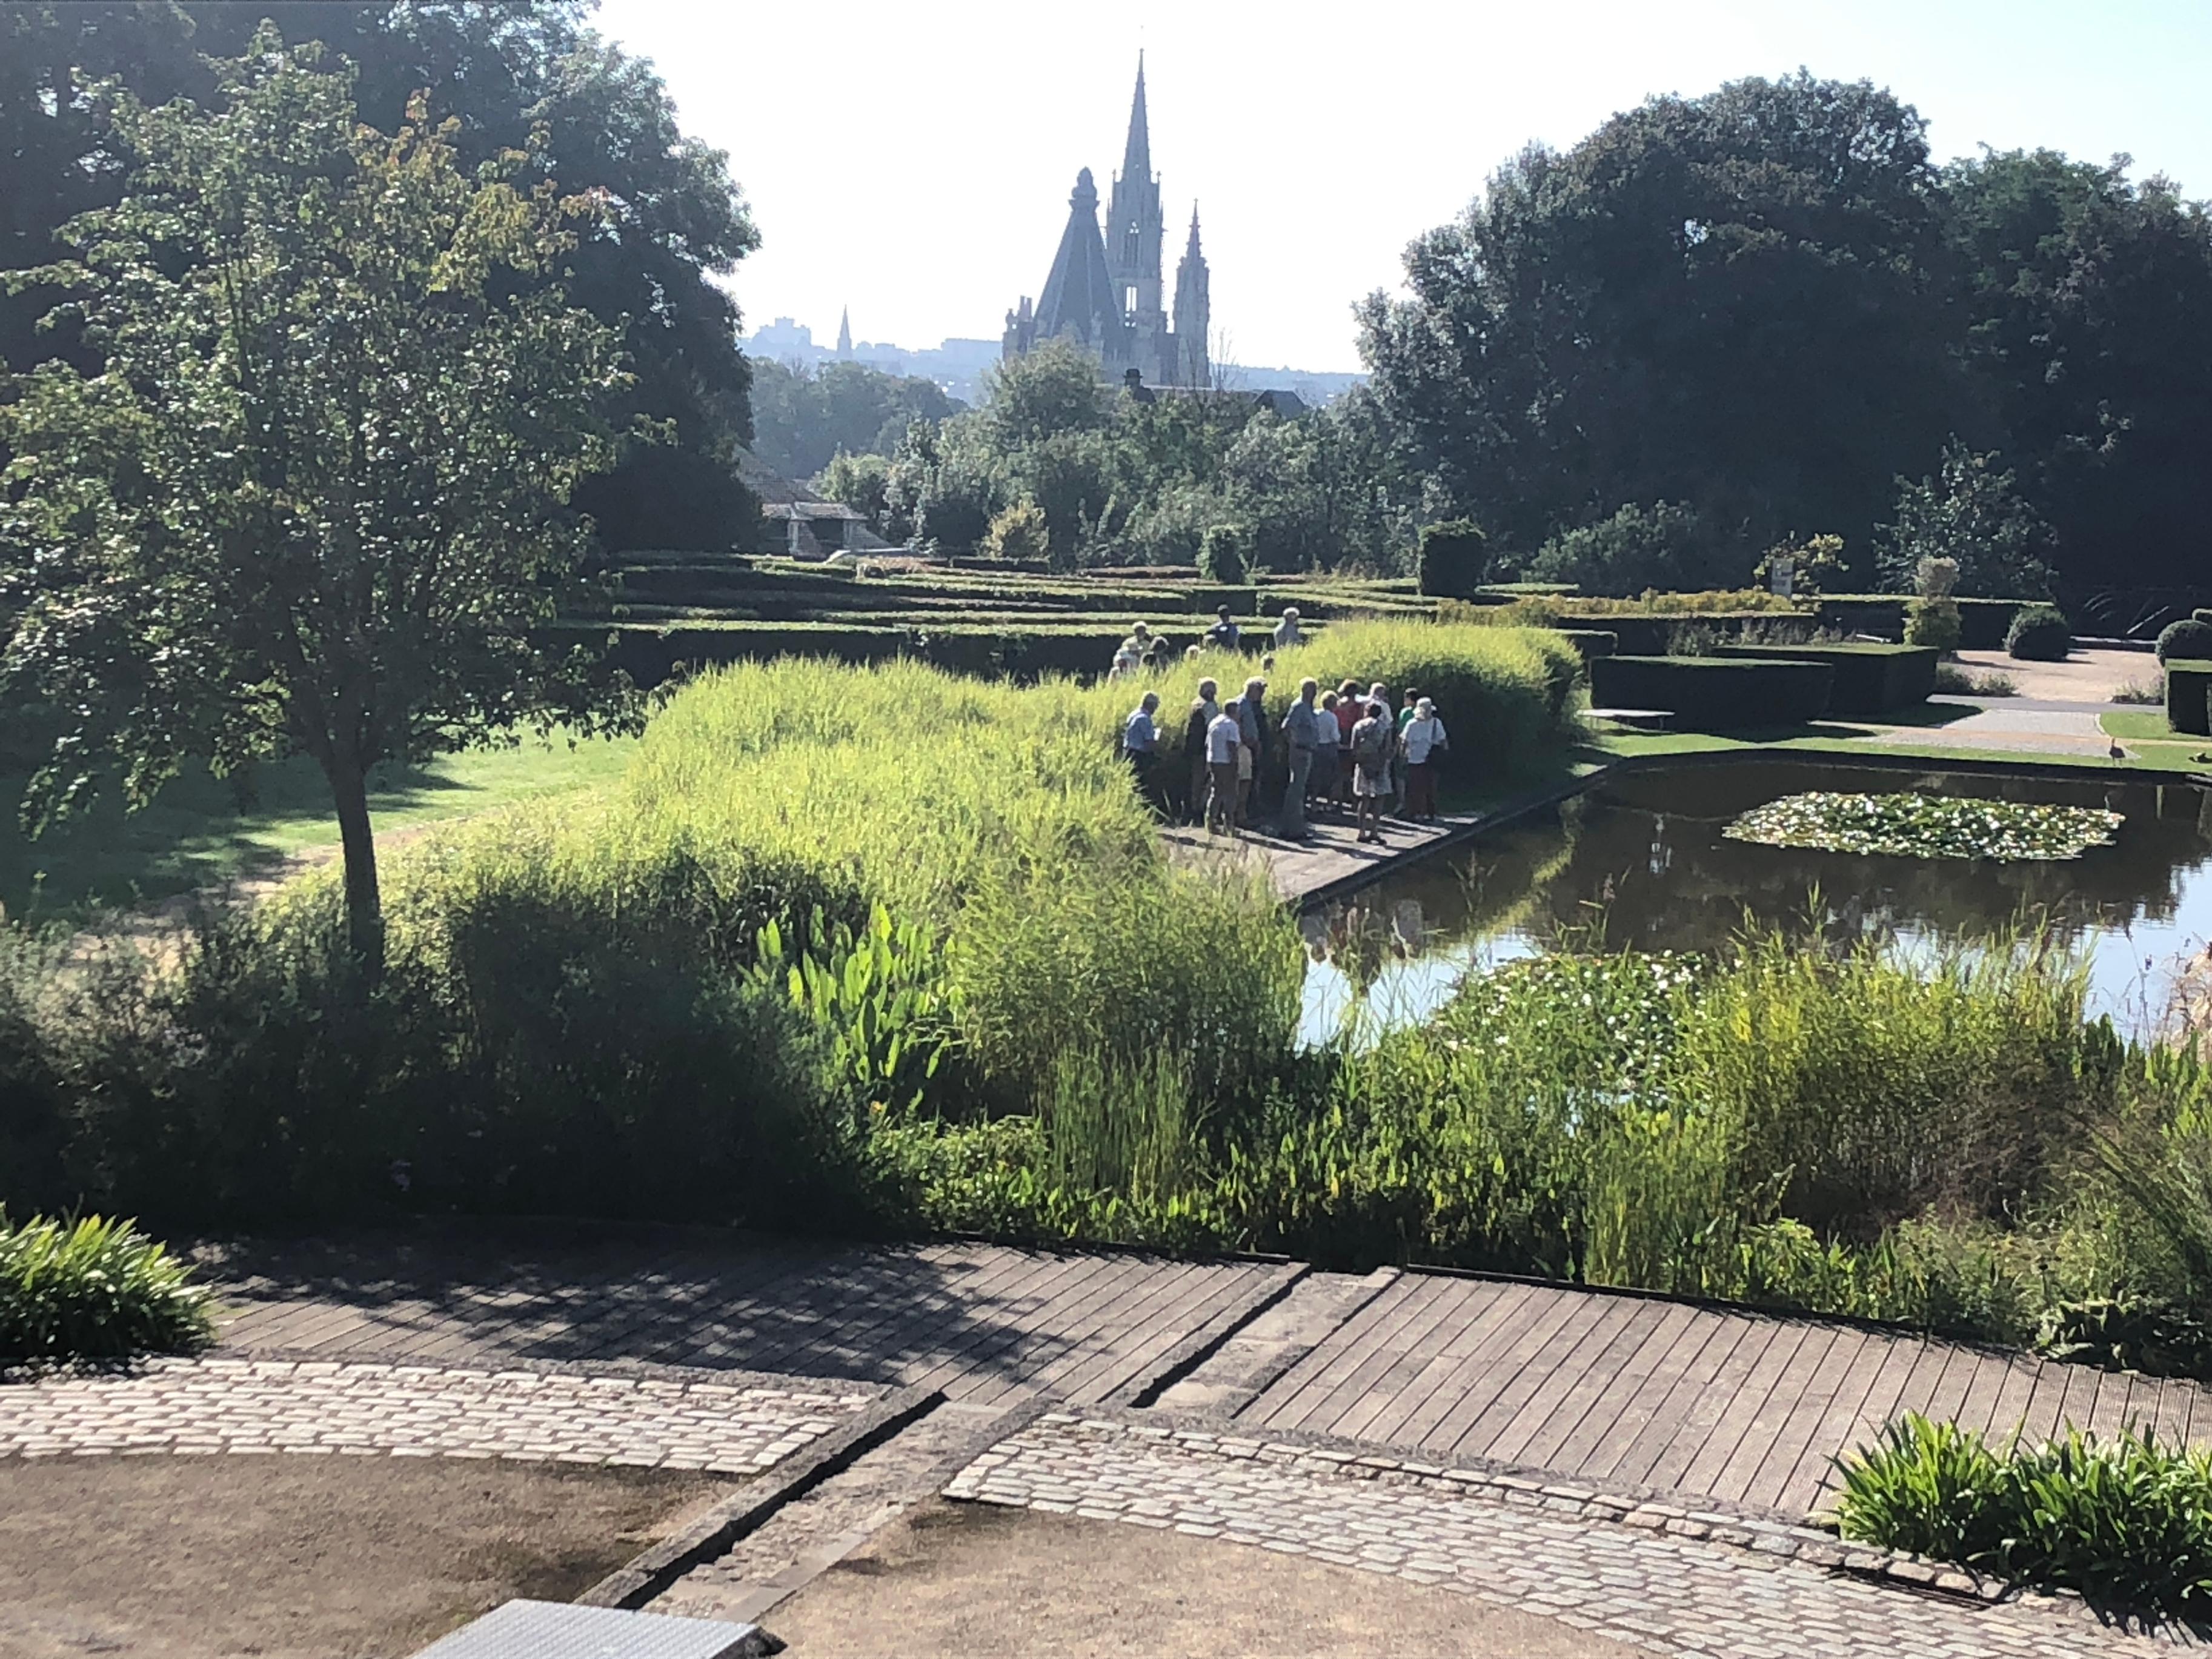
top-left (1172, 205), bottom-right (1211, 389)
top-left (1106, 55), bottom-right (1165, 345)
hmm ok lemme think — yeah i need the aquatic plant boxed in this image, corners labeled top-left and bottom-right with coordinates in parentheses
top-left (1723, 792), bottom-right (2121, 862)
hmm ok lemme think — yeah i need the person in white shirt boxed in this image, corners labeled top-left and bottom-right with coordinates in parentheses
top-left (1349, 700), bottom-right (1393, 843)
top-left (1273, 607), bottom-right (1302, 649)
top-left (1123, 691), bottom-right (1161, 809)
top-left (1400, 697), bottom-right (1449, 820)
top-left (1206, 697), bottom-right (1244, 834)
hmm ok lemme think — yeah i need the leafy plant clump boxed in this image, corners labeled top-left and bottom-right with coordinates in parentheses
top-left (2005, 603), bottom-right (2073, 661)
top-left (0, 1214), bottom-right (216, 1364)
top-left (1833, 1414), bottom-right (2212, 1619)
top-left (1724, 792), bottom-right (2121, 862)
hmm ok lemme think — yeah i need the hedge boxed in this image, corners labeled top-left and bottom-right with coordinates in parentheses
top-left (1712, 643), bottom-right (1937, 716)
top-left (1587, 656), bottom-right (1835, 731)
top-left (1813, 596), bottom-right (2030, 647)
top-left (2166, 659), bottom-right (2212, 737)
top-left (1556, 629), bottom-right (1618, 660)
top-left (1545, 611), bottom-right (1816, 656)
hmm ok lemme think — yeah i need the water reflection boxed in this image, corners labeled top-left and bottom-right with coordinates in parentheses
top-left (1299, 760), bottom-right (2212, 1046)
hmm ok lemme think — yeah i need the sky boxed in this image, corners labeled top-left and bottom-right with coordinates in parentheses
top-left (594, 0), bottom-right (2212, 373)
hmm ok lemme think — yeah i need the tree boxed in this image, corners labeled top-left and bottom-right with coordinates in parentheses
top-left (749, 359), bottom-right (959, 480)
top-left (0, 35), bottom-right (630, 969)
top-left (815, 450), bottom-right (894, 531)
top-left (1942, 149), bottom-right (2212, 588)
top-left (981, 338), bottom-right (1104, 448)
top-left (1360, 73), bottom-right (1968, 576)
top-left (1876, 441), bottom-right (2053, 597)
top-left (1519, 503), bottom-right (1731, 596)
top-left (981, 500), bottom-right (1048, 563)
top-left (2, 2), bottom-right (760, 553)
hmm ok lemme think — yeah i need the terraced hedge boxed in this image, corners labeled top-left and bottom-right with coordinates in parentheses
top-left (1712, 643), bottom-right (1937, 716)
top-left (1588, 656), bottom-right (1835, 731)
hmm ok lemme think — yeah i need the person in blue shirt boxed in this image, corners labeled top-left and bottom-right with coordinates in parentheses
top-left (1204, 604), bottom-right (1241, 651)
top-left (1122, 691), bottom-right (1160, 810)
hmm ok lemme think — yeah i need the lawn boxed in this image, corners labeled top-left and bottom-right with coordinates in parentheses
top-left (0, 733), bottom-right (636, 925)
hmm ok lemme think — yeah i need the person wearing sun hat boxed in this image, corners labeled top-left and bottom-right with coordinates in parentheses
top-left (1401, 696), bottom-right (1449, 820)
top-left (1273, 606), bottom-right (1303, 649)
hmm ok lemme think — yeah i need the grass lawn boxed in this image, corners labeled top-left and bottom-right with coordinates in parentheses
top-left (0, 733), bottom-right (635, 925)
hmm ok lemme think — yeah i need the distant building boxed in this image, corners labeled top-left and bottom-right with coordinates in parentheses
top-left (1002, 56), bottom-right (1211, 388)
top-left (835, 306), bottom-right (852, 359)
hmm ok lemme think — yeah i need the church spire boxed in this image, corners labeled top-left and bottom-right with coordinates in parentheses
top-left (1121, 53), bottom-right (1150, 184)
top-left (1185, 202), bottom-right (1202, 258)
top-left (835, 305), bottom-right (852, 358)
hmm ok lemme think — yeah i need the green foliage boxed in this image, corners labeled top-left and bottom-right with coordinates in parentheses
top-left (1519, 503), bottom-right (1733, 596)
top-left (2005, 603), bottom-right (2072, 661)
top-left (747, 904), bottom-right (955, 1111)
top-left (1722, 793), bottom-right (2121, 861)
top-left (2156, 618), bottom-right (2212, 665)
top-left (1417, 520), bottom-right (1489, 597)
top-left (1879, 442), bottom-right (2054, 597)
top-left (1905, 599), bottom-right (1963, 651)
top-left (1835, 1415), bottom-right (2212, 1618)
top-left (981, 500), bottom-right (1049, 563)
top-left (0, 1212), bottom-right (214, 1363)
top-left (814, 451), bottom-right (896, 532)
top-left (1197, 522), bottom-right (1249, 585)
top-left (0, 32), bottom-right (636, 966)
top-left (754, 361), bottom-right (959, 481)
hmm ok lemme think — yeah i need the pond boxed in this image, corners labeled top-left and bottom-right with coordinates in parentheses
top-left (1300, 759), bottom-right (2212, 1045)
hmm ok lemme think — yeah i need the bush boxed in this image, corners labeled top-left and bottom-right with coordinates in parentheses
top-left (1197, 522), bottom-right (1248, 585)
top-left (981, 499), bottom-right (1049, 562)
top-left (0, 1213), bottom-right (214, 1363)
top-left (2165, 659), bottom-right (2212, 736)
top-left (1904, 597), bottom-right (1961, 652)
top-left (1519, 502), bottom-right (1737, 596)
top-left (2005, 603), bottom-right (2072, 661)
top-left (1416, 519), bottom-right (1488, 598)
top-left (2157, 617), bottom-right (2212, 665)
top-left (1586, 656), bottom-right (1833, 729)
top-left (1834, 1414), bottom-right (2212, 1619)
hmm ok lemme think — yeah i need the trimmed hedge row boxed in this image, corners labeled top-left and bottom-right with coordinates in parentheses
top-left (1534, 611), bottom-right (1816, 656)
top-left (1712, 643), bottom-right (1938, 716)
top-left (1588, 656), bottom-right (1835, 731)
top-left (2165, 659), bottom-right (2212, 736)
top-left (1815, 596), bottom-right (2033, 648)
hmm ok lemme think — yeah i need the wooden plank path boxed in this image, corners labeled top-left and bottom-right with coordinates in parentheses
top-left (205, 1232), bottom-right (1298, 1409)
top-left (1234, 1272), bottom-right (2212, 1516)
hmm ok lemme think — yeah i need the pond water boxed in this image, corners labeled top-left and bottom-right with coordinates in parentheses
top-left (1300, 759), bottom-right (2212, 1045)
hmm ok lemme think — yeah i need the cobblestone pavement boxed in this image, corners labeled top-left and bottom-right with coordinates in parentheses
top-left (0, 1357), bottom-right (877, 1472)
top-left (946, 1414), bottom-right (2170, 1658)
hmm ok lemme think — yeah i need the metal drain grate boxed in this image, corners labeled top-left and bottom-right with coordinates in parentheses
top-left (411, 1599), bottom-right (771, 1659)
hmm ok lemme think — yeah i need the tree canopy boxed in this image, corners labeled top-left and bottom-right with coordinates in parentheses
top-left (1361, 72), bottom-right (2212, 596)
top-left (0, 33), bottom-right (631, 965)
top-left (1, 1), bottom-right (759, 551)
top-left (749, 357), bottom-right (960, 481)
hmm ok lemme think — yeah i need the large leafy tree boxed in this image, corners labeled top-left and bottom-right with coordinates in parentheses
top-left (0, 34), bottom-right (630, 966)
top-left (1942, 150), bottom-right (2212, 590)
top-left (1360, 73), bottom-right (1970, 578)
top-left (2, 2), bottom-right (760, 552)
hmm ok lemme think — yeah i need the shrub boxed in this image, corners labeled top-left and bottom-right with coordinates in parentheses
top-left (2157, 617), bottom-right (2212, 665)
top-left (1904, 597), bottom-right (1961, 652)
top-left (1416, 519), bottom-right (1488, 598)
top-left (1518, 502), bottom-right (1737, 596)
top-left (0, 1213), bottom-right (214, 1363)
top-left (1835, 1414), bottom-right (2212, 1619)
top-left (2005, 603), bottom-right (2071, 661)
top-left (981, 498), bottom-right (1049, 562)
top-left (1710, 643), bottom-right (1937, 716)
top-left (1197, 522), bottom-right (1248, 585)
top-left (2165, 659), bottom-right (2212, 737)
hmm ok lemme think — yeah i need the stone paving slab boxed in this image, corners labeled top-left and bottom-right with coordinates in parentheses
top-left (946, 1412), bottom-right (2170, 1658)
top-left (0, 1357), bottom-right (878, 1472)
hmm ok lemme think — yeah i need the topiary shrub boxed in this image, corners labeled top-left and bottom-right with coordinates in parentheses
top-left (2157, 617), bottom-right (2212, 664)
top-left (1197, 522), bottom-right (1247, 585)
top-left (2005, 603), bottom-right (2071, 661)
top-left (1417, 519), bottom-right (1489, 598)
top-left (1905, 599), bottom-right (1962, 651)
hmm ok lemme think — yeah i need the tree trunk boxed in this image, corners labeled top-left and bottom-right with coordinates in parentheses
top-left (327, 752), bottom-right (385, 979)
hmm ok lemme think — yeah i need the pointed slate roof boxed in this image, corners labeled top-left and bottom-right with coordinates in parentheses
top-left (1121, 53), bottom-right (1151, 184)
top-left (1034, 168), bottom-right (1121, 347)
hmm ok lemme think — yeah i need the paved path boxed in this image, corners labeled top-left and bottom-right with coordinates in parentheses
top-left (0, 1356), bottom-right (874, 1471)
top-left (1226, 1273), bottom-right (2212, 1517)
top-left (205, 1232), bottom-right (1297, 1408)
top-left (1163, 810), bottom-right (1476, 903)
top-left (945, 1411), bottom-right (2160, 1658)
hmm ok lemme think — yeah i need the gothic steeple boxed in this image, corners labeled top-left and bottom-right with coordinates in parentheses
top-left (835, 306), bottom-right (852, 358)
top-left (1121, 52), bottom-right (1151, 184)
top-left (1172, 202), bottom-right (1211, 388)
top-left (1032, 168), bottom-right (1126, 359)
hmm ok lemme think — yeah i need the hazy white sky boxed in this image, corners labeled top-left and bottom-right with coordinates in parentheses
top-left (595, 0), bottom-right (2212, 372)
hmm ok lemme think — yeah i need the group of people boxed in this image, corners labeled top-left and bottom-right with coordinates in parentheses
top-left (1106, 605), bottom-right (1305, 681)
top-left (1119, 648), bottom-right (1450, 845)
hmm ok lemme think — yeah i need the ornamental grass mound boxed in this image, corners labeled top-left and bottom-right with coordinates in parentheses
top-left (1723, 792), bottom-right (2121, 862)
top-left (0, 1212), bottom-right (214, 1364)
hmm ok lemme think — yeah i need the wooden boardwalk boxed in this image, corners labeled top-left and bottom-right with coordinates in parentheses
top-left (208, 1232), bottom-right (1296, 1409)
top-left (1235, 1272), bottom-right (2212, 1517)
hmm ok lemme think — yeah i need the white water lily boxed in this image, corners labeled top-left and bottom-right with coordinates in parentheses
top-left (1722, 792), bottom-right (2122, 862)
